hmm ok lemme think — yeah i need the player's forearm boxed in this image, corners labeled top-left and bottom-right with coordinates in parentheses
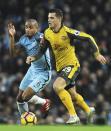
top-left (79, 32), bottom-right (100, 57)
top-left (37, 43), bottom-right (48, 59)
top-left (31, 47), bottom-right (46, 62)
top-left (9, 36), bottom-right (15, 57)
top-left (35, 50), bottom-right (46, 61)
top-left (87, 35), bottom-right (100, 57)
top-left (33, 54), bottom-right (42, 61)
top-left (26, 53), bottom-right (44, 64)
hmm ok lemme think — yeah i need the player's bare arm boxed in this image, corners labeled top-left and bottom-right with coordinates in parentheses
top-left (8, 23), bottom-right (16, 56)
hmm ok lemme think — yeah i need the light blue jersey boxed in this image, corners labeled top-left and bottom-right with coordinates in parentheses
top-left (17, 32), bottom-right (51, 92)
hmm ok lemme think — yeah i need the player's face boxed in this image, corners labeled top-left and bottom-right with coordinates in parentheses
top-left (25, 22), bottom-right (37, 36)
top-left (48, 13), bottom-right (61, 29)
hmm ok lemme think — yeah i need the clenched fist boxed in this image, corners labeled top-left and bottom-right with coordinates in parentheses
top-left (26, 56), bottom-right (36, 64)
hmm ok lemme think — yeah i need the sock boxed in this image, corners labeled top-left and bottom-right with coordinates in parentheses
top-left (58, 89), bottom-right (77, 116)
top-left (75, 94), bottom-right (90, 114)
top-left (28, 95), bottom-right (46, 105)
top-left (17, 102), bottom-right (29, 115)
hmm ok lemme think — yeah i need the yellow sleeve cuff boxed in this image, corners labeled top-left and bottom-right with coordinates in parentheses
top-left (94, 51), bottom-right (100, 58)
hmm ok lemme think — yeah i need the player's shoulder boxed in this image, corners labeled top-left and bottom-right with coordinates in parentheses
top-left (38, 32), bottom-right (43, 38)
top-left (35, 32), bottom-right (43, 40)
top-left (44, 28), bottom-right (51, 35)
top-left (64, 26), bottom-right (80, 35)
top-left (64, 26), bottom-right (74, 32)
top-left (44, 28), bottom-right (51, 39)
top-left (19, 34), bottom-right (27, 42)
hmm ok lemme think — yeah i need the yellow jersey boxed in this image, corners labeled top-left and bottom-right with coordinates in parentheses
top-left (44, 26), bottom-right (100, 72)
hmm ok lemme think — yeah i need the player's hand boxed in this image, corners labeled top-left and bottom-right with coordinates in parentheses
top-left (26, 56), bottom-right (36, 64)
top-left (8, 23), bottom-right (16, 37)
top-left (95, 54), bottom-right (107, 64)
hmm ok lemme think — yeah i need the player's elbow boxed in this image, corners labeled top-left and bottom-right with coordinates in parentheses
top-left (84, 35), bottom-right (93, 43)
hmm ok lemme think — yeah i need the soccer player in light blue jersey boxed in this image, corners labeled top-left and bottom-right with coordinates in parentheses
top-left (8, 19), bottom-right (51, 115)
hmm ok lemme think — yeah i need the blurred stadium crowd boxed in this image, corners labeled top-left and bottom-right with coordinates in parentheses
top-left (0, 0), bottom-right (111, 125)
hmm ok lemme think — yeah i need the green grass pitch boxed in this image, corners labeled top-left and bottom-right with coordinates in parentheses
top-left (0, 125), bottom-right (111, 131)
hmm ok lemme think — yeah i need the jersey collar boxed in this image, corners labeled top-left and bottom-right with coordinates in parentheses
top-left (51, 24), bottom-right (63, 33)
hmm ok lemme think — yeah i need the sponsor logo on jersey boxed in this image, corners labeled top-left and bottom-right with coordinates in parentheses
top-left (61, 36), bottom-right (68, 40)
top-left (74, 30), bottom-right (80, 36)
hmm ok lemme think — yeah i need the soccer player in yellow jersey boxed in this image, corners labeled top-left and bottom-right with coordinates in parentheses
top-left (27, 9), bottom-right (107, 124)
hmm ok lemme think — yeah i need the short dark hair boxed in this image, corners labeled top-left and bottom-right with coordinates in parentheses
top-left (49, 8), bottom-right (63, 20)
top-left (25, 19), bottom-right (38, 28)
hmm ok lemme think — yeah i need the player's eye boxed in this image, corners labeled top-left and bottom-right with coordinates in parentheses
top-left (25, 25), bottom-right (28, 29)
top-left (25, 26), bottom-right (32, 29)
top-left (48, 17), bottom-right (54, 20)
top-left (51, 17), bottom-right (54, 19)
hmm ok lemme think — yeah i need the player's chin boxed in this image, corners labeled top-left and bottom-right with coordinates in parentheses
top-left (26, 33), bottom-right (33, 37)
top-left (49, 23), bottom-right (52, 28)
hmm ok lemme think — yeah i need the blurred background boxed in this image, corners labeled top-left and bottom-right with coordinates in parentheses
top-left (0, 0), bottom-right (111, 125)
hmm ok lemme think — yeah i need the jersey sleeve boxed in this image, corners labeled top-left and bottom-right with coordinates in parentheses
top-left (15, 36), bottom-right (24, 47)
top-left (64, 26), bottom-right (100, 57)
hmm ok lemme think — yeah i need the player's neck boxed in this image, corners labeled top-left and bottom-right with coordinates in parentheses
top-left (26, 32), bottom-right (37, 39)
top-left (52, 23), bottom-right (62, 33)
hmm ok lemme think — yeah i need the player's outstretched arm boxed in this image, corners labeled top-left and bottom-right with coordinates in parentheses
top-left (8, 23), bottom-right (16, 56)
top-left (73, 30), bottom-right (107, 64)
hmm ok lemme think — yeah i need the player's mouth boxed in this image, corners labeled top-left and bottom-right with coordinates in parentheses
top-left (48, 22), bottom-right (52, 26)
top-left (26, 32), bottom-right (32, 36)
top-left (26, 32), bottom-right (30, 35)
